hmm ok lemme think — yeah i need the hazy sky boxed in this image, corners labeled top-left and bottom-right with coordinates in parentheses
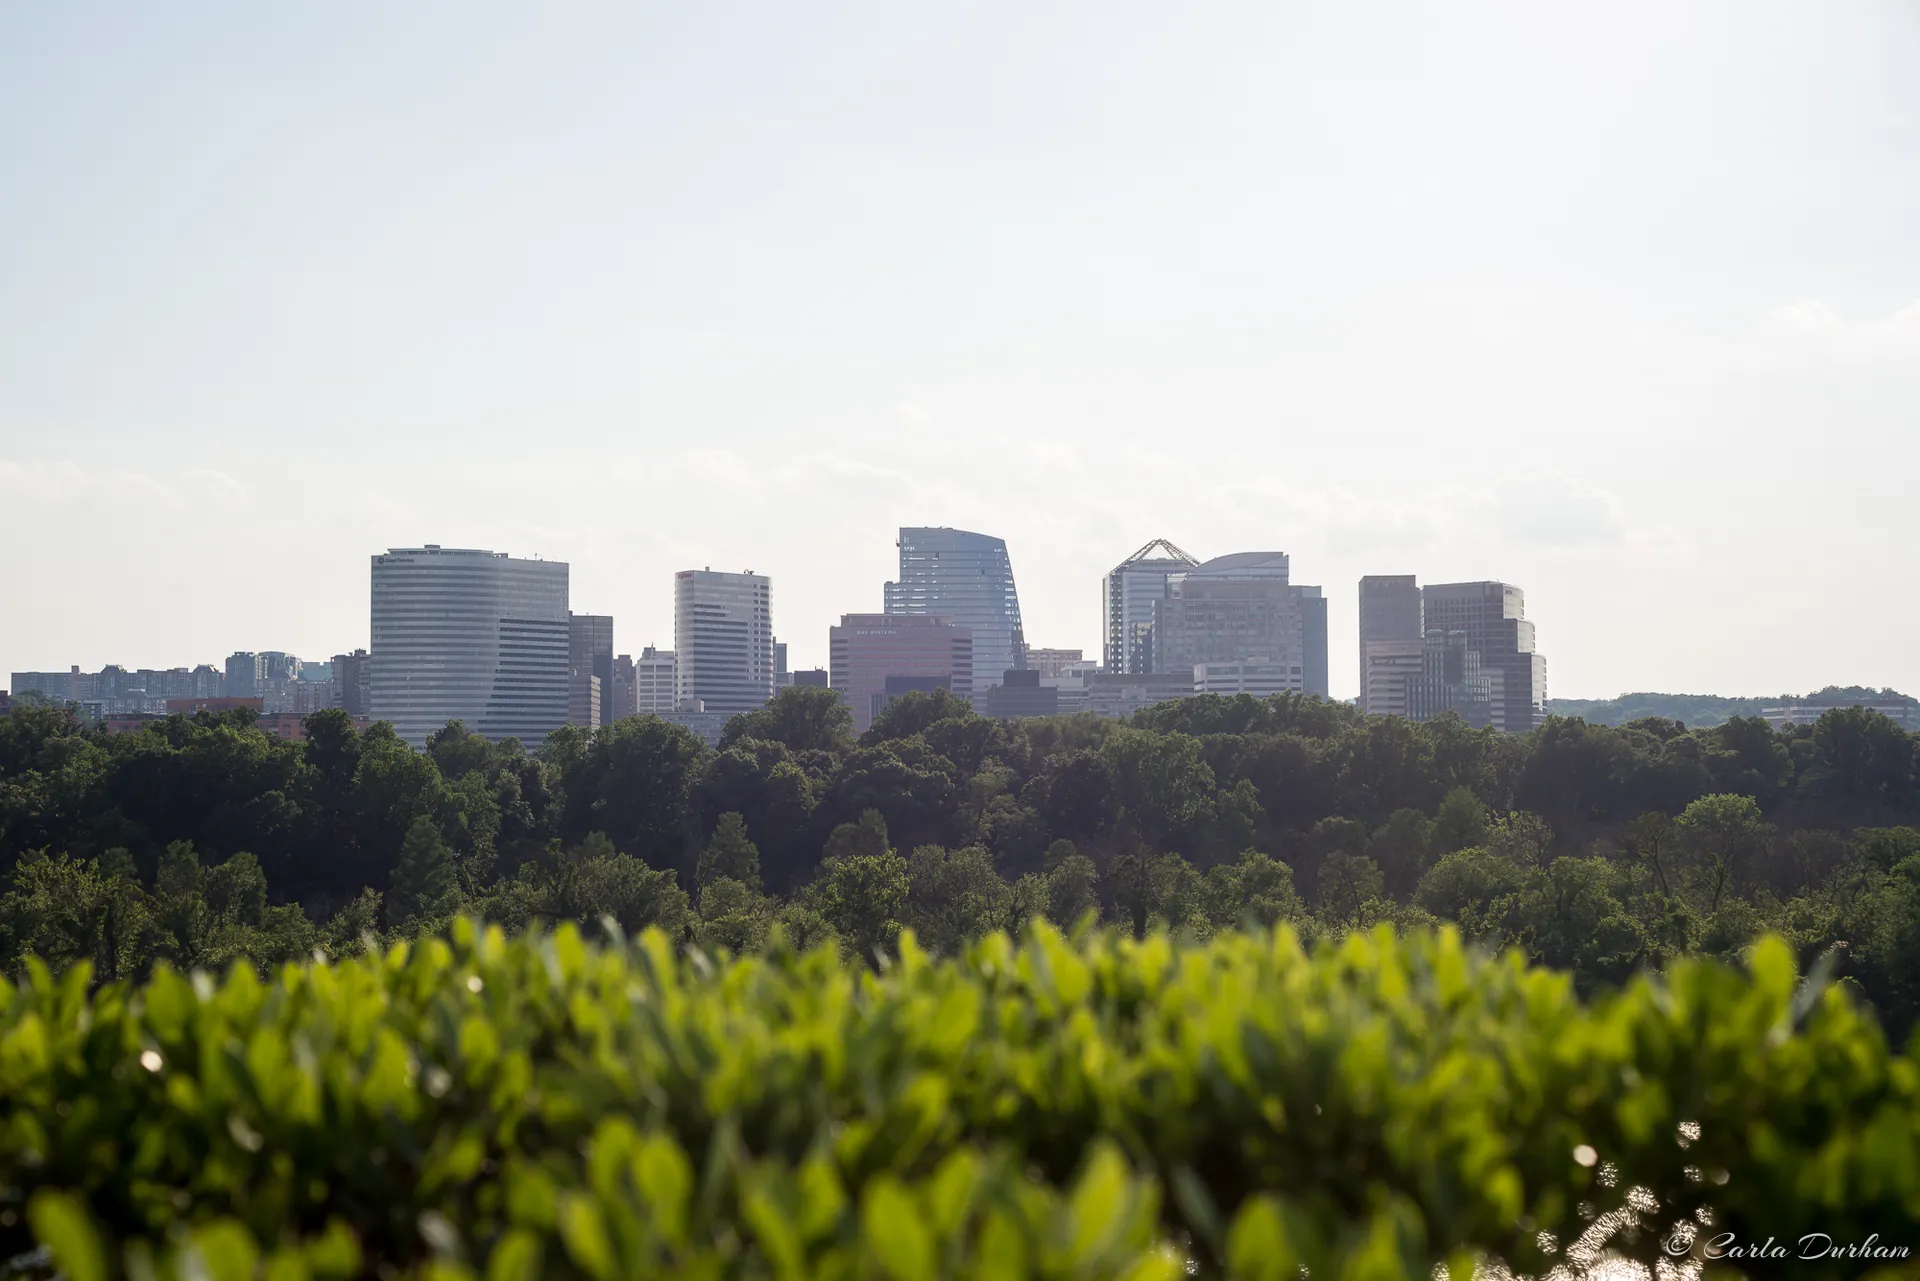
top-left (3, 1), bottom-right (1917, 699)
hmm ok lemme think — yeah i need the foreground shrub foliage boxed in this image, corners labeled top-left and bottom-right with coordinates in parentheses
top-left (2, 921), bottom-right (1917, 1279)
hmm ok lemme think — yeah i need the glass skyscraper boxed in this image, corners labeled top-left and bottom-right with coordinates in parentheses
top-left (884, 527), bottom-right (1026, 694)
top-left (368, 546), bottom-right (570, 748)
top-left (1102, 538), bottom-right (1199, 674)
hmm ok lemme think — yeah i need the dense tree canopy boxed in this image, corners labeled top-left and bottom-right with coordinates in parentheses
top-left (4, 690), bottom-right (1920, 1038)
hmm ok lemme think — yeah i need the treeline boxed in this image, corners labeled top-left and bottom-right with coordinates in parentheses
top-left (3, 689), bottom-right (1918, 1034)
top-left (1547, 683), bottom-right (1916, 728)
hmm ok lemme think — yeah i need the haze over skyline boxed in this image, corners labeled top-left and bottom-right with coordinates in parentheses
top-left (4, 1), bottom-right (1917, 700)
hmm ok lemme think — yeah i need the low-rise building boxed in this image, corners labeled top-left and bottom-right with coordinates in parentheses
top-left (983, 669), bottom-right (1059, 718)
top-left (1194, 659), bottom-right (1304, 697)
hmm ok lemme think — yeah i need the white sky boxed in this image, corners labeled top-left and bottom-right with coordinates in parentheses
top-left (3, 1), bottom-right (1917, 699)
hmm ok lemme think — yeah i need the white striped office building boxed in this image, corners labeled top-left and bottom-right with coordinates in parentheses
top-left (368, 546), bottom-right (570, 748)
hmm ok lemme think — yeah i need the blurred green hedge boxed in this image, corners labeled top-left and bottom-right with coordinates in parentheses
top-left (2, 921), bottom-right (1916, 1280)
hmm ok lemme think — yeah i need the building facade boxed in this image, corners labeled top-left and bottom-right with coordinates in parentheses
top-left (1420, 581), bottom-right (1547, 733)
top-left (829, 612), bottom-right (974, 733)
top-left (608, 654), bottom-right (638, 722)
top-left (1194, 660), bottom-right (1305, 697)
top-left (635, 647), bottom-right (678, 713)
top-left (1025, 647), bottom-right (1086, 679)
top-left (331, 649), bottom-right (371, 717)
top-left (1153, 553), bottom-right (1303, 675)
top-left (983, 669), bottom-right (1059, 718)
top-left (368, 545), bottom-right (571, 748)
top-left (1083, 672), bottom-right (1196, 719)
top-left (674, 570), bottom-right (773, 717)
top-left (1102, 538), bottom-right (1200, 674)
top-left (1406, 630), bottom-right (1495, 729)
top-left (1358, 575), bottom-right (1423, 715)
top-left (569, 613), bottom-right (615, 728)
top-left (884, 527), bottom-right (1025, 696)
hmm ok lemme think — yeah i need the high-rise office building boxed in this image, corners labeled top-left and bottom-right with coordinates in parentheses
top-left (829, 613), bottom-right (974, 733)
top-left (224, 653), bottom-right (259, 698)
top-left (368, 546), bottom-right (570, 748)
top-left (1152, 553), bottom-right (1306, 684)
top-left (674, 570), bottom-right (773, 717)
top-left (1358, 575), bottom-right (1423, 716)
top-left (1420, 581), bottom-right (1547, 733)
top-left (1102, 539), bottom-right (1199, 674)
top-left (568, 675), bottom-right (602, 729)
top-left (884, 527), bottom-right (1025, 696)
top-left (1407, 630), bottom-right (1494, 729)
top-left (608, 654), bottom-right (638, 721)
top-left (774, 641), bottom-right (792, 691)
top-left (1293, 585), bottom-right (1329, 698)
top-left (568, 613), bottom-right (615, 728)
top-left (331, 649), bottom-right (371, 717)
top-left (635, 646), bottom-right (677, 713)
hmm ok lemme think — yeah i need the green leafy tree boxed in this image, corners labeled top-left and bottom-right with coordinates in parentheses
top-left (1432, 786), bottom-right (1491, 853)
top-left (1043, 853), bottom-right (1101, 930)
top-left (697, 812), bottom-right (763, 891)
top-left (549, 833), bottom-right (692, 938)
top-left (1204, 849), bottom-right (1304, 930)
top-left (808, 810), bottom-right (907, 962)
top-left (0, 849), bottom-right (155, 981)
top-left (862, 689), bottom-right (976, 745)
top-left (1316, 850), bottom-right (1385, 924)
top-left (694, 876), bottom-right (774, 956)
top-left (904, 844), bottom-right (1011, 955)
top-left (386, 817), bottom-right (461, 931)
top-left (720, 686), bottom-right (855, 755)
top-left (1674, 793), bottom-right (1766, 915)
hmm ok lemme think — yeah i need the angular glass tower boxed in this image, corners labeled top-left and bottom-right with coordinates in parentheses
top-left (1102, 538), bottom-right (1199, 675)
top-left (369, 546), bottom-right (570, 748)
top-left (884, 527), bottom-right (1025, 693)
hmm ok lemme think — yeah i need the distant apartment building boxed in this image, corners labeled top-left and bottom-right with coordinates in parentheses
top-left (12, 663), bottom-right (241, 715)
top-left (1358, 575), bottom-right (1423, 715)
top-left (635, 647), bottom-right (678, 713)
top-left (1194, 660), bottom-right (1305, 697)
top-left (792, 669), bottom-right (829, 689)
top-left (885, 527), bottom-right (1025, 697)
top-left (1102, 539), bottom-right (1199, 674)
top-left (829, 613), bottom-right (973, 733)
top-left (1421, 581), bottom-right (1547, 733)
top-left (569, 613), bottom-right (615, 728)
top-left (368, 545), bottom-right (571, 748)
top-left (674, 570), bottom-right (773, 717)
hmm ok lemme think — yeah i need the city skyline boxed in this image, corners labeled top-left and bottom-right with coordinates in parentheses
top-left (4, 4), bottom-right (1917, 701)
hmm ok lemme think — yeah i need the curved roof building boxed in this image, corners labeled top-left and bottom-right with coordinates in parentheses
top-left (368, 546), bottom-right (570, 748)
